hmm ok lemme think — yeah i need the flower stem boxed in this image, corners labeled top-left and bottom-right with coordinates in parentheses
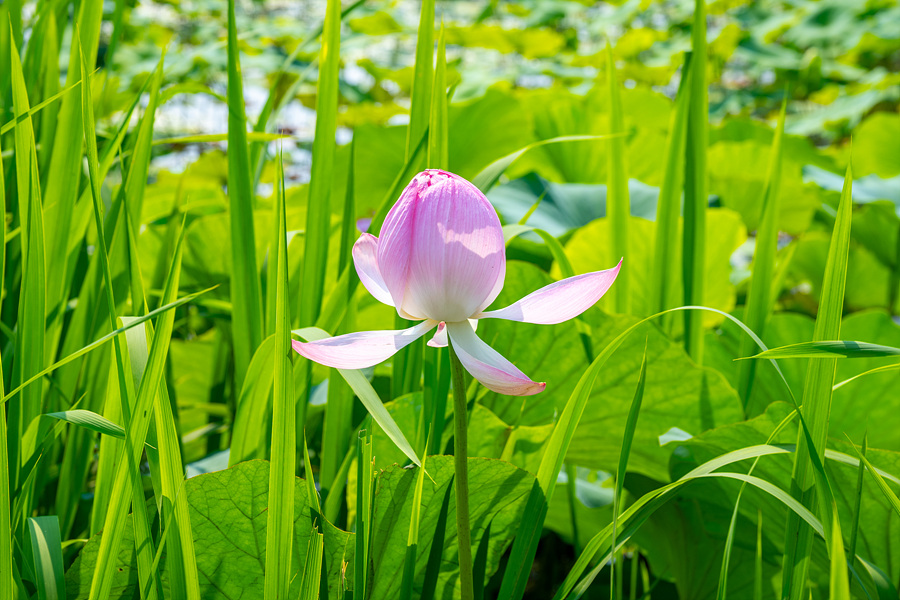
top-left (448, 342), bottom-right (475, 600)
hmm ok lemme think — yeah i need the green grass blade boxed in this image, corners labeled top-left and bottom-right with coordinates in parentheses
top-left (428, 22), bottom-right (448, 170)
top-left (736, 101), bottom-right (786, 412)
top-left (399, 458), bottom-right (428, 600)
top-left (264, 153), bottom-right (296, 600)
top-left (407, 0), bottom-right (435, 163)
top-left (87, 219), bottom-right (185, 600)
top-left (473, 521), bottom-right (492, 600)
top-left (744, 340), bottom-right (900, 359)
top-left (303, 432), bottom-right (320, 517)
top-left (829, 510), bottom-right (851, 600)
top-left (44, 410), bottom-right (125, 439)
top-left (298, 0), bottom-right (341, 327)
top-left (848, 433), bottom-right (867, 559)
top-left (844, 435), bottom-right (900, 517)
top-left (605, 42), bottom-right (630, 314)
top-left (782, 164), bottom-right (853, 600)
top-left (8, 31), bottom-right (46, 536)
top-left (609, 341), bottom-right (648, 600)
top-left (682, 0), bottom-right (709, 363)
top-left (754, 511), bottom-right (763, 600)
top-left (27, 516), bottom-right (65, 600)
top-left (0, 356), bottom-right (13, 599)
top-left (226, 0), bottom-right (264, 393)
top-left (355, 429), bottom-right (375, 600)
top-left (298, 527), bottom-right (324, 600)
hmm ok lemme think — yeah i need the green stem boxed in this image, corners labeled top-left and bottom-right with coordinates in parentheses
top-left (448, 343), bottom-right (475, 600)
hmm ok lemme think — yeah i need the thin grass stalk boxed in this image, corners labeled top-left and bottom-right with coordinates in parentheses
top-left (605, 42), bottom-right (630, 314)
top-left (650, 57), bottom-right (690, 320)
top-left (226, 0), bottom-right (264, 393)
top-left (264, 155), bottom-right (296, 600)
top-left (298, 0), bottom-right (341, 327)
top-left (682, 0), bottom-right (708, 363)
top-left (736, 101), bottom-right (787, 413)
top-left (564, 463), bottom-right (581, 556)
top-left (355, 429), bottom-right (375, 600)
top-left (320, 140), bottom-right (357, 501)
top-left (448, 343), bottom-right (475, 600)
top-left (609, 343), bottom-right (648, 600)
top-left (8, 36), bottom-right (46, 540)
top-left (0, 356), bottom-right (12, 600)
top-left (848, 433), bottom-right (867, 558)
top-left (781, 165), bottom-right (853, 600)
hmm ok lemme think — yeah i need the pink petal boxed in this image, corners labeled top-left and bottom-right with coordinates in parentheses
top-left (377, 177), bottom-right (420, 316)
top-left (428, 319), bottom-right (480, 348)
top-left (378, 170), bottom-right (506, 322)
top-left (446, 321), bottom-right (545, 396)
top-left (352, 234), bottom-right (394, 307)
top-left (476, 260), bottom-right (621, 324)
top-left (428, 322), bottom-right (447, 348)
top-left (404, 172), bottom-right (505, 321)
top-left (292, 320), bottom-right (438, 369)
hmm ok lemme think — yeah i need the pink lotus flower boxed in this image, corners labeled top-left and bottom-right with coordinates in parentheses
top-left (292, 169), bottom-right (621, 396)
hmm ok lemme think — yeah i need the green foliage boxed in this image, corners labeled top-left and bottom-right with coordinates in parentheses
top-left (2, 1), bottom-right (900, 599)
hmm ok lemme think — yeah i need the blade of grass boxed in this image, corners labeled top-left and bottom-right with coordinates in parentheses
top-left (782, 164), bottom-right (853, 600)
top-left (121, 236), bottom-right (201, 600)
top-left (473, 521), bottom-right (492, 600)
top-left (355, 429), bottom-right (375, 600)
top-left (682, 0), bottom-right (709, 363)
top-left (830, 510), bottom-right (851, 600)
top-left (428, 22), bottom-right (448, 170)
top-left (298, 0), bottom-right (341, 328)
top-left (844, 435), bottom-right (900, 517)
top-left (399, 457), bottom-right (429, 600)
top-left (298, 526), bottom-right (324, 600)
top-left (848, 433), bottom-right (867, 559)
top-left (320, 138), bottom-right (357, 505)
top-left (264, 152), bottom-right (296, 600)
top-left (27, 516), bottom-right (65, 600)
top-left (226, 0), bottom-right (264, 394)
top-left (754, 510), bottom-right (763, 600)
top-left (744, 340), bottom-right (900, 360)
top-left (407, 0), bottom-right (435, 164)
top-left (609, 341), bottom-right (648, 600)
top-left (605, 42), bottom-right (630, 315)
top-left (8, 31), bottom-right (46, 539)
top-left (44, 410), bottom-right (125, 439)
top-left (0, 356), bottom-right (12, 599)
top-left (736, 101), bottom-right (787, 413)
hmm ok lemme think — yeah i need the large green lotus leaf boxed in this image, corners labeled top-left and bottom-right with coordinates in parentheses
top-left (670, 402), bottom-right (900, 589)
top-left (848, 112), bottom-right (900, 178)
top-left (707, 140), bottom-right (822, 234)
top-left (487, 173), bottom-right (660, 237)
top-left (508, 87), bottom-right (670, 187)
top-left (444, 23), bottom-right (566, 59)
top-left (786, 231), bottom-right (895, 313)
top-left (367, 456), bottom-right (536, 598)
top-left (65, 461), bottom-right (353, 598)
top-left (478, 261), bottom-right (744, 481)
top-left (710, 118), bottom-right (837, 173)
top-left (554, 210), bottom-right (747, 327)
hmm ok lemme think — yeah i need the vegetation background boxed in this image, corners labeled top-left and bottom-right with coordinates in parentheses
top-left (0, 0), bottom-right (899, 599)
